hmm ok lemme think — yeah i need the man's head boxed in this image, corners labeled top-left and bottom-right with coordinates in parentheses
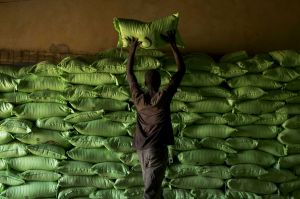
top-left (144, 69), bottom-right (161, 92)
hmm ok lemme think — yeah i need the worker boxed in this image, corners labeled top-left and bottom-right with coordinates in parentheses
top-left (126, 30), bottom-right (186, 199)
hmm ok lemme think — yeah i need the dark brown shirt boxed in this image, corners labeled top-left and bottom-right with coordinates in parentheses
top-left (128, 71), bottom-right (185, 150)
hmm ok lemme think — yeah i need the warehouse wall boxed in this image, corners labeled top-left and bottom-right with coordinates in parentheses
top-left (0, 0), bottom-right (300, 54)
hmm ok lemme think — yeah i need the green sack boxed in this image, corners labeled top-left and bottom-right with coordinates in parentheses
top-left (123, 187), bottom-right (144, 198)
top-left (0, 159), bottom-right (7, 170)
top-left (282, 116), bottom-right (300, 129)
top-left (0, 65), bottom-right (22, 78)
top-left (124, 56), bottom-right (161, 71)
top-left (91, 58), bottom-right (126, 74)
top-left (225, 190), bottom-right (262, 199)
top-left (120, 70), bottom-right (171, 86)
top-left (200, 137), bottom-right (237, 153)
top-left (223, 113), bottom-right (260, 126)
top-left (286, 95), bottom-right (300, 103)
top-left (9, 155), bottom-right (59, 171)
top-left (114, 173), bottom-right (144, 189)
top-left (232, 86), bottom-right (266, 99)
top-left (103, 111), bottom-right (136, 124)
top-left (257, 140), bottom-right (287, 157)
top-left (254, 112), bottom-right (288, 125)
top-left (89, 189), bottom-right (126, 199)
top-left (0, 117), bottom-right (32, 134)
top-left (20, 170), bottom-right (61, 181)
top-left (229, 164), bottom-right (268, 178)
top-left (36, 117), bottom-right (73, 131)
top-left (178, 149), bottom-right (227, 165)
top-left (173, 112), bottom-right (202, 124)
top-left (113, 13), bottom-right (183, 49)
top-left (0, 92), bottom-right (31, 104)
top-left (29, 61), bottom-right (64, 76)
top-left (285, 79), bottom-right (300, 91)
top-left (261, 90), bottom-right (297, 101)
top-left (227, 74), bottom-right (282, 89)
top-left (258, 168), bottom-right (297, 183)
top-left (15, 128), bottom-right (71, 148)
top-left (0, 73), bottom-right (18, 92)
top-left (58, 56), bottom-right (96, 73)
top-left (64, 85), bottom-right (99, 101)
top-left (26, 144), bottom-right (67, 159)
top-left (29, 90), bottom-right (67, 104)
top-left (165, 164), bottom-right (201, 179)
top-left (91, 162), bottom-right (130, 179)
top-left (187, 98), bottom-right (232, 113)
top-left (74, 119), bottom-right (128, 137)
top-left (277, 104), bottom-right (300, 115)
top-left (197, 86), bottom-right (232, 98)
top-left (170, 137), bottom-right (200, 151)
top-left (196, 113), bottom-right (228, 125)
top-left (18, 74), bottom-right (69, 92)
top-left (0, 102), bottom-right (13, 118)
top-left (279, 179), bottom-right (300, 194)
top-left (164, 188), bottom-right (195, 199)
top-left (58, 175), bottom-right (113, 188)
top-left (183, 53), bottom-right (215, 72)
top-left (103, 136), bottom-right (134, 153)
top-left (277, 154), bottom-right (300, 168)
top-left (63, 73), bottom-right (118, 86)
top-left (181, 72), bottom-right (224, 87)
top-left (263, 67), bottom-right (299, 82)
top-left (269, 50), bottom-right (300, 66)
top-left (182, 124), bottom-right (236, 139)
top-left (226, 150), bottom-right (276, 167)
top-left (0, 170), bottom-right (25, 186)
top-left (119, 152), bottom-right (139, 166)
top-left (2, 182), bottom-right (57, 199)
top-left (57, 160), bottom-right (95, 176)
top-left (169, 175), bottom-right (224, 189)
top-left (0, 132), bottom-right (13, 145)
top-left (220, 50), bottom-right (248, 63)
top-left (237, 53), bottom-right (273, 73)
top-left (64, 110), bottom-right (104, 124)
top-left (0, 142), bottom-right (27, 158)
top-left (227, 178), bottom-right (277, 195)
top-left (93, 85), bottom-right (130, 101)
top-left (278, 129), bottom-right (300, 145)
top-left (68, 135), bottom-right (105, 148)
top-left (58, 187), bottom-right (97, 199)
top-left (174, 87), bottom-right (205, 102)
top-left (211, 63), bottom-right (247, 78)
top-left (226, 137), bottom-right (258, 150)
top-left (70, 98), bottom-right (128, 112)
top-left (192, 189), bottom-right (225, 199)
top-left (233, 125), bottom-right (280, 139)
top-left (198, 166), bottom-right (231, 179)
top-left (171, 100), bottom-right (187, 112)
top-left (66, 147), bottom-right (121, 163)
top-left (286, 144), bottom-right (300, 154)
top-left (234, 100), bottom-right (285, 114)
top-left (14, 102), bottom-right (74, 120)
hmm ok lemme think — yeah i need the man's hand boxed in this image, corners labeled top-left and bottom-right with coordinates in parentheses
top-left (160, 30), bottom-right (177, 46)
top-left (126, 37), bottom-right (141, 52)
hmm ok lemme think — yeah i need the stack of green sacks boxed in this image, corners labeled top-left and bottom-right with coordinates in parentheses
top-left (0, 49), bottom-right (300, 198)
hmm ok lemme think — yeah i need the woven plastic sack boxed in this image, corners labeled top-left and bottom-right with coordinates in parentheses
top-left (282, 115), bottom-right (300, 129)
top-left (187, 98), bottom-right (231, 113)
top-left (237, 53), bottom-right (274, 73)
top-left (0, 170), bottom-right (25, 186)
top-left (181, 72), bottom-right (224, 87)
top-left (0, 142), bottom-right (27, 158)
top-left (94, 85), bottom-right (130, 101)
top-left (58, 175), bottom-right (113, 188)
top-left (0, 102), bottom-right (13, 118)
top-left (64, 85), bottom-right (98, 101)
top-left (0, 92), bottom-right (31, 104)
top-left (58, 187), bottom-right (97, 199)
top-left (269, 50), bottom-right (300, 66)
top-left (58, 56), bottom-right (96, 73)
top-left (20, 170), bottom-right (61, 181)
top-left (0, 159), bottom-right (7, 170)
top-left (170, 100), bottom-right (187, 112)
top-left (91, 162), bottom-right (130, 179)
top-left (67, 135), bottom-right (105, 148)
top-left (200, 137), bottom-right (237, 153)
top-left (70, 98), bottom-right (128, 112)
top-left (220, 50), bottom-right (248, 63)
top-left (229, 164), bottom-right (268, 178)
top-left (64, 110), bottom-right (104, 124)
top-left (233, 125), bottom-right (280, 139)
top-left (103, 136), bottom-right (134, 153)
top-left (278, 129), bottom-right (300, 145)
top-left (226, 137), bottom-right (258, 150)
top-left (258, 168), bottom-right (297, 183)
top-left (182, 124), bottom-right (236, 139)
top-left (232, 86), bottom-right (266, 99)
top-left (29, 60), bottom-right (64, 76)
top-left (279, 179), bottom-right (300, 194)
top-left (114, 173), bottom-right (144, 189)
top-left (234, 100), bottom-right (285, 114)
top-left (18, 74), bottom-right (69, 92)
top-left (183, 53), bottom-right (216, 72)
top-left (163, 188), bottom-right (195, 199)
top-left (119, 152), bottom-right (139, 166)
top-left (198, 166), bottom-right (231, 179)
top-left (276, 104), bottom-right (300, 115)
top-left (89, 189), bottom-right (126, 199)
top-left (226, 150), bottom-right (275, 167)
top-left (0, 132), bottom-right (13, 145)
top-left (178, 149), bottom-right (227, 165)
top-left (113, 13), bottom-right (183, 49)
top-left (26, 144), bottom-right (67, 159)
top-left (2, 182), bottom-right (57, 199)
top-left (14, 102), bottom-right (74, 120)
top-left (173, 87), bottom-right (205, 102)
top-left (261, 90), bottom-right (297, 101)
top-left (36, 117), bottom-right (73, 131)
top-left (257, 140), bottom-right (287, 157)
top-left (63, 72), bottom-right (118, 86)
top-left (254, 112), bottom-right (288, 125)
top-left (227, 178), bottom-right (277, 195)
top-left (103, 111), bottom-right (136, 124)
top-left (0, 65), bottom-right (21, 78)
top-left (165, 164), bottom-right (201, 179)
top-left (66, 147), bottom-right (121, 163)
top-left (192, 189), bottom-right (225, 199)
top-left (0, 117), bottom-right (32, 134)
top-left (196, 113), bottom-right (228, 124)
top-left (57, 160), bottom-right (95, 176)
top-left (227, 74), bottom-right (282, 89)
top-left (223, 113), bottom-right (260, 126)
top-left (170, 137), bottom-right (200, 151)
top-left (92, 58), bottom-right (126, 74)
top-left (197, 86), bottom-right (232, 98)
top-left (211, 63), bottom-right (247, 78)
top-left (74, 119), bottom-right (128, 137)
top-left (0, 73), bottom-right (18, 92)
top-left (9, 155), bottom-right (59, 171)
top-left (277, 154), bottom-right (300, 168)
top-left (225, 190), bottom-right (262, 199)
top-left (169, 175), bottom-right (224, 189)
top-left (263, 67), bottom-right (299, 82)
top-left (285, 79), bottom-right (300, 91)
top-left (29, 90), bottom-right (67, 104)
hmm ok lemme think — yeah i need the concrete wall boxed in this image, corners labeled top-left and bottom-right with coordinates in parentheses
top-left (0, 0), bottom-right (300, 54)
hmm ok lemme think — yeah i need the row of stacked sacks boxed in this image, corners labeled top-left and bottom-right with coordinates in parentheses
top-left (0, 48), bottom-right (299, 198)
